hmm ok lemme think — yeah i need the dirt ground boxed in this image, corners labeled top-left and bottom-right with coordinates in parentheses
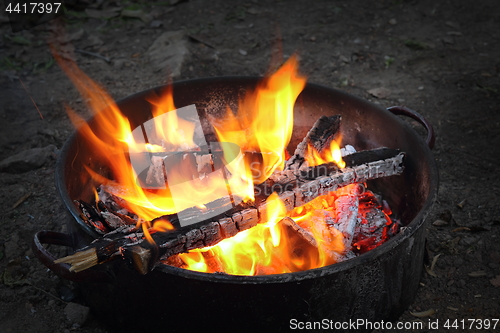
top-left (1, 0), bottom-right (499, 332)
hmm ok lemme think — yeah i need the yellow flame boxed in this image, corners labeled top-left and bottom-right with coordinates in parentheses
top-left (54, 46), bottom-right (357, 276)
top-left (179, 192), bottom-right (289, 275)
top-left (146, 85), bottom-right (197, 151)
top-left (306, 138), bottom-right (346, 169)
top-left (179, 189), bottom-right (351, 275)
top-left (212, 55), bottom-right (307, 186)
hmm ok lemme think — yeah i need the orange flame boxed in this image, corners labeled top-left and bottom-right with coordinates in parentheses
top-left (211, 55), bottom-right (306, 185)
top-left (179, 189), bottom-right (351, 275)
top-left (54, 43), bottom-right (371, 276)
top-left (306, 137), bottom-right (346, 169)
top-left (146, 84), bottom-right (197, 151)
top-left (179, 192), bottom-right (321, 275)
top-left (53, 47), bottom-right (307, 232)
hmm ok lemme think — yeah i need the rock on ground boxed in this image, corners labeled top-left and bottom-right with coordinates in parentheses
top-left (0, 145), bottom-right (57, 173)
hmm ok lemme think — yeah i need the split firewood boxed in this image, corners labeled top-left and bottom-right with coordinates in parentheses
top-left (281, 217), bottom-right (350, 264)
top-left (284, 115), bottom-right (341, 171)
top-left (56, 110), bottom-right (405, 274)
top-left (57, 147), bottom-right (404, 274)
top-left (292, 184), bottom-right (377, 260)
top-left (300, 211), bottom-right (355, 263)
top-left (328, 183), bottom-right (363, 249)
top-left (280, 217), bottom-right (318, 248)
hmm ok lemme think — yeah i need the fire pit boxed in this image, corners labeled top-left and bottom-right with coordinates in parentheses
top-left (34, 71), bottom-right (438, 332)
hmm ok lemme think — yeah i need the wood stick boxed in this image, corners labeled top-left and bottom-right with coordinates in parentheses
top-left (281, 216), bottom-right (318, 248)
top-left (284, 115), bottom-right (341, 171)
top-left (60, 148), bottom-right (405, 273)
top-left (328, 185), bottom-right (362, 249)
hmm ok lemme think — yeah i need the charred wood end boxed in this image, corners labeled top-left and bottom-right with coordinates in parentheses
top-left (285, 115), bottom-right (341, 171)
top-left (127, 245), bottom-right (152, 275)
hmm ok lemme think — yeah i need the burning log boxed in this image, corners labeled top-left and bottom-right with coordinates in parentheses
top-left (280, 217), bottom-right (318, 248)
top-left (55, 109), bottom-right (406, 274)
top-left (329, 184), bottom-right (363, 249)
top-left (278, 217), bottom-right (347, 265)
top-left (284, 115), bottom-right (341, 171)
top-left (56, 147), bottom-right (404, 273)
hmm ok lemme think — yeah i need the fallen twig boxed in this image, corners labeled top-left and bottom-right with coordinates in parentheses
top-left (75, 48), bottom-right (111, 63)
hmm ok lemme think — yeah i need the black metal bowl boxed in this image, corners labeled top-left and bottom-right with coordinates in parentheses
top-left (34, 77), bottom-right (438, 333)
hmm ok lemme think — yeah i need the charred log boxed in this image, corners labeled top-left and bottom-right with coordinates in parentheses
top-left (58, 148), bottom-right (404, 273)
top-left (56, 112), bottom-right (405, 274)
top-left (284, 115), bottom-right (341, 171)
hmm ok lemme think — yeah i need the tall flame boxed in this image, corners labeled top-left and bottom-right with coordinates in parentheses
top-left (53, 48), bottom-right (307, 228)
top-left (53, 42), bottom-right (364, 276)
top-left (211, 55), bottom-right (306, 184)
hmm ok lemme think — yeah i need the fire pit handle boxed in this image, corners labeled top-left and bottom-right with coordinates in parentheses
top-left (32, 230), bottom-right (112, 283)
top-left (387, 106), bottom-right (435, 149)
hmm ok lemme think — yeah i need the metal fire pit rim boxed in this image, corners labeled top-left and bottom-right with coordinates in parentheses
top-left (56, 76), bottom-right (439, 284)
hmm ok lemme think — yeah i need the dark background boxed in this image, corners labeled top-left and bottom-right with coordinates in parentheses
top-left (1, 0), bottom-right (499, 332)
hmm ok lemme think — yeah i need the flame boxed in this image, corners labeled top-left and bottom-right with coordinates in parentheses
top-left (179, 192), bottom-right (322, 275)
top-left (180, 191), bottom-right (350, 275)
top-left (54, 44), bottom-right (394, 276)
top-left (145, 85), bottom-right (197, 151)
top-left (179, 183), bottom-right (398, 276)
top-left (306, 137), bottom-right (346, 169)
top-left (211, 55), bottom-right (306, 185)
top-left (53, 48), bottom-right (306, 229)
